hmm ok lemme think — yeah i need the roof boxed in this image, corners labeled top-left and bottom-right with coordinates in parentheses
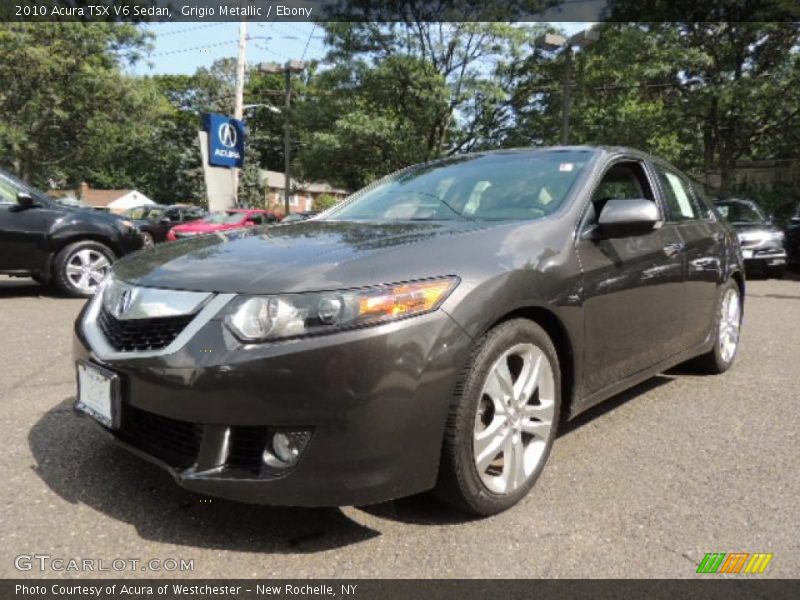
top-left (258, 170), bottom-right (349, 195)
top-left (81, 188), bottom-right (133, 208)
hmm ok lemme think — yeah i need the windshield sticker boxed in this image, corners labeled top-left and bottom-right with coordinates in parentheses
top-left (559, 163), bottom-right (574, 172)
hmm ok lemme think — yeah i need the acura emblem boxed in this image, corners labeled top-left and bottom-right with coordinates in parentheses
top-left (218, 122), bottom-right (237, 148)
top-left (116, 289), bottom-right (133, 317)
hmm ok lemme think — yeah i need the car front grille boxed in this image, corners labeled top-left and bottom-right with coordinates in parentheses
top-left (116, 404), bottom-right (203, 469)
top-left (97, 305), bottom-right (194, 353)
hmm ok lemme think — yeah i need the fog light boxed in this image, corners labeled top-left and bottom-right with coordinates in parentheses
top-left (262, 430), bottom-right (311, 468)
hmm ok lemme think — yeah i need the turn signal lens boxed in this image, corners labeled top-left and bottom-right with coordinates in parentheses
top-left (358, 279), bottom-right (456, 319)
top-left (223, 277), bottom-right (459, 342)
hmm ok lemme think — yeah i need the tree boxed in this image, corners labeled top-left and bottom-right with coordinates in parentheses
top-left (0, 23), bottom-right (153, 187)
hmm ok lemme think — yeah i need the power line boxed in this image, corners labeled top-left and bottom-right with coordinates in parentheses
top-left (156, 23), bottom-right (229, 37)
top-left (149, 40), bottom-right (239, 58)
top-left (302, 24), bottom-right (316, 60)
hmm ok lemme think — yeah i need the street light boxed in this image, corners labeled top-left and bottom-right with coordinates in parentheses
top-left (535, 25), bottom-right (600, 144)
top-left (258, 60), bottom-right (307, 217)
top-left (243, 103), bottom-right (281, 114)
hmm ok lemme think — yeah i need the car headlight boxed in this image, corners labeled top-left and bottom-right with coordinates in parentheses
top-left (222, 276), bottom-right (459, 342)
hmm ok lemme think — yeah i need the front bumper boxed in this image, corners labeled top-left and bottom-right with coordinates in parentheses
top-left (741, 246), bottom-right (787, 269)
top-left (73, 300), bottom-right (473, 506)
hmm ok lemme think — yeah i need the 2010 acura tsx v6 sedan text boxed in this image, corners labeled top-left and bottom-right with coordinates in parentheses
top-left (73, 147), bottom-right (744, 515)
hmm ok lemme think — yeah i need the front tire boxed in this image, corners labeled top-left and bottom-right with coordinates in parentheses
top-left (436, 319), bottom-right (561, 516)
top-left (52, 241), bottom-right (115, 298)
top-left (692, 279), bottom-right (742, 374)
top-left (140, 231), bottom-right (155, 249)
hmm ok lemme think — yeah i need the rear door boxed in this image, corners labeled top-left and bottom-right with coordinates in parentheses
top-left (651, 163), bottom-right (723, 350)
top-left (577, 158), bottom-right (686, 395)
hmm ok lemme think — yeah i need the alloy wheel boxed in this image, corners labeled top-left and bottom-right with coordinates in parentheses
top-left (719, 287), bottom-right (741, 364)
top-left (473, 343), bottom-right (556, 495)
top-left (65, 249), bottom-right (110, 294)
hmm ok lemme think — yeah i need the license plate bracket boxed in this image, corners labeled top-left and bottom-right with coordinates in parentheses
top-left (75, 361), bottom-right (121, 429)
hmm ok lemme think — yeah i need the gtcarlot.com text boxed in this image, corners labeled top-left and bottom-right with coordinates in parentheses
top-left (14, 554), bottom-right (194, 573)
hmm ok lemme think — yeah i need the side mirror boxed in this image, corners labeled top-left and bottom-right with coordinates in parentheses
top-left (17, 192), bottom-right (36, 209)
top-left (597, 198), bottom-right (660, 238)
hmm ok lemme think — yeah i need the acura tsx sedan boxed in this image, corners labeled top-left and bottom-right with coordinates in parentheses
top-left (73, 147), bottom-right (744, 515)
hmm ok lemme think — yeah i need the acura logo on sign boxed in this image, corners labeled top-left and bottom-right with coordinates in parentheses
top-left (115, 289), bottom-right (133, 317)
top-left (218, 122), bottom-right (237, 148)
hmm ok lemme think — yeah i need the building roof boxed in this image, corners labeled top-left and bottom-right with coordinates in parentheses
top-left (80, 184), bottom-right (133, 208)
top-left (258, 170), bottom-right (348, 195)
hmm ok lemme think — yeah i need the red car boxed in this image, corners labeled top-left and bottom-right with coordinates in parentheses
top-left (166, 209), bottom-right (279, 241)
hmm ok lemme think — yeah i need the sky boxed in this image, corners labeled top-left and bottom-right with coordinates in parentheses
top-left (130, 22), bottom-right (593, 76)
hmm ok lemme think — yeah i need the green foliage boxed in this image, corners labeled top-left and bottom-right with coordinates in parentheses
top-left (2, 19), bottom-right (799, 207)
top-left (315, 194), bottom-right (339, 211)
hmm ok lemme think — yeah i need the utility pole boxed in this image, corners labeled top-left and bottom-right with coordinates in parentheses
top-left (258, 60), bottom-right (306, 217)
top-left (561, 45), bottom-right (572, 145)
top-left (232, 17), bottom-right (248, 206)
top-left (283, 67), bottom-right (292, 217)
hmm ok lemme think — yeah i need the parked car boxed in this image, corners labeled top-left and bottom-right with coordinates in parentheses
top-left (166, 209), bottom-right (279, 241)
top-left (714, 198), bottom-right (787, 278)
top-left (281, 210), bottom-right (319, 223)
top-left (123, 204), bottom-right (206, 247)
top-left (0, 168), bottom-right (143, 297)
top-left (73, 147), bottom-right (743, 515)
top-left (781, 205), bottom-right (800, 269)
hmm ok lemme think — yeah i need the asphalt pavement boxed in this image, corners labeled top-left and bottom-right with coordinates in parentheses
top-left (0, 273), bottom-right (797, 579)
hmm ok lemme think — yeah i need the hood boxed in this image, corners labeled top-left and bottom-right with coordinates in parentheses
top-left (113, 220), bottom-right (491, 294)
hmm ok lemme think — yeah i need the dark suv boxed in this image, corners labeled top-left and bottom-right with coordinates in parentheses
top-left (0, 169), bottom-right (144, 297)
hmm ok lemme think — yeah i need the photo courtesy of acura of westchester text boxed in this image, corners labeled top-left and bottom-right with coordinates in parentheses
top-left (1, 0), bottom-right (799, 594)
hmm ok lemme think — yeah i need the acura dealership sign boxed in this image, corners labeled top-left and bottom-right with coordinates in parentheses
top-left (203, 113), bottom-right (245, 168)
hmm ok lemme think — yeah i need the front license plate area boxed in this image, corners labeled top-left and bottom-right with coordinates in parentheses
top-left (76, 361), bottom-right (120, 429)
top-left (741, 249), bottom-right (754, 259)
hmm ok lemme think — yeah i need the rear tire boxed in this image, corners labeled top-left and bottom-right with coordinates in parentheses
top-left (52, 241), bottom-right (115, 298)
top-left (435, 319), bottom-right (561, 516)
top-left (691, 279), bottom-right (742, 374)
top-left (140, 231), bottom-right (155, 249)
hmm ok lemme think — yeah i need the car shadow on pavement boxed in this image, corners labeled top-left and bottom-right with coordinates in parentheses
top-left (0, 278), bottom-right (50, 298)
top-left (28, 399), bottom-right (380, 554)
top-left (556, 374), bottom-right (675, 437)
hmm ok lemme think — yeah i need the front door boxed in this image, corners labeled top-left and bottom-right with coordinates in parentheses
top-left (577, 160), bottom-right (685, 396)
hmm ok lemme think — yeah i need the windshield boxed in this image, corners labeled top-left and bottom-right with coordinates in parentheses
top-left (202, 211), bottom-right (247, 225)
top-left (327, 151), bottom-right (590, 222)
top-left (0, 168), bottom-right (51, 205)
top-left (715, 201), bottom-right (766, 224)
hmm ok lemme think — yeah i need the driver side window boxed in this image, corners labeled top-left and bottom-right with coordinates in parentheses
top-left (0, 176), bottom-right (18, 205)
top-left (586, 161), bottom-right (657, 225)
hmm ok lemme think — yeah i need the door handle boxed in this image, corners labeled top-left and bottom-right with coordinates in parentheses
top-left (663, 242), bottom-right (684, 257)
